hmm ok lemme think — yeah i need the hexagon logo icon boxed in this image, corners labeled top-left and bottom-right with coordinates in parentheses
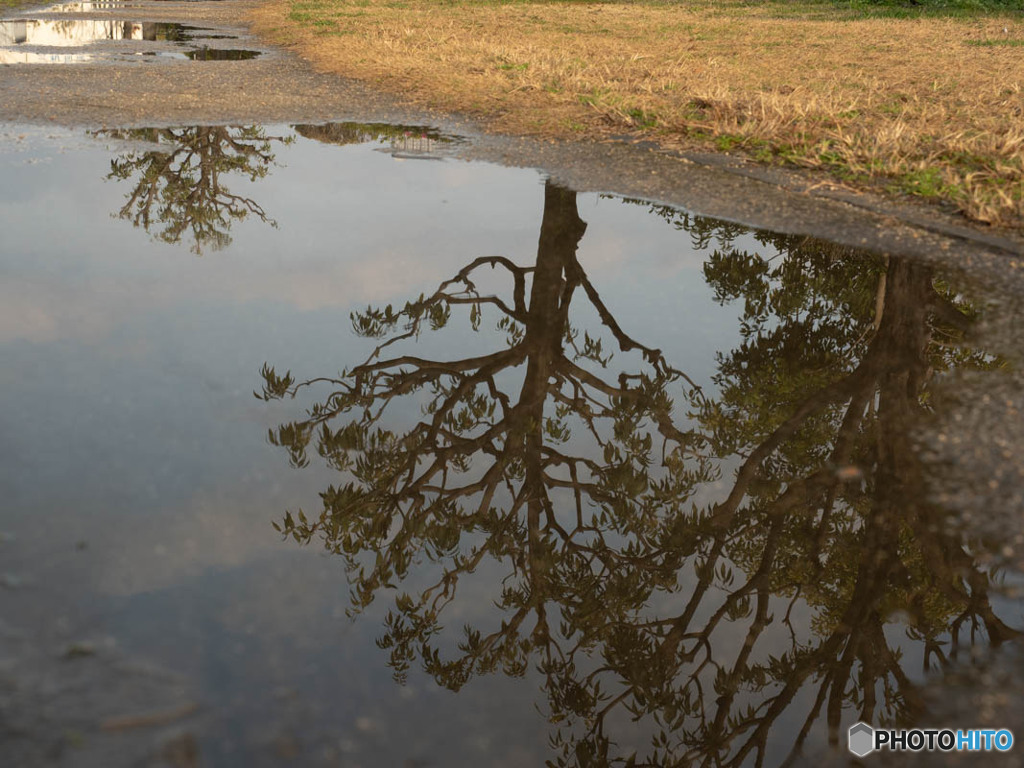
top-left (848, 722), bottom-right (875, 757)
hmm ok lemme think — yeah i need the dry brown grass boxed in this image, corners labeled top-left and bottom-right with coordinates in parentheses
top-left (250, 0), bottom-right (1024, 228)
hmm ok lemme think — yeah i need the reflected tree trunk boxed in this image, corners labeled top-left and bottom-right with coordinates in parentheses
top-left (261, 187), bottom-right (1021, 768)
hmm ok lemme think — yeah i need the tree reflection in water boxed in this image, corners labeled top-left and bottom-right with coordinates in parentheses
top-left (260, 181), bottom-right (1019, 766)
top-left (95, 126), bottom-right (290, 254)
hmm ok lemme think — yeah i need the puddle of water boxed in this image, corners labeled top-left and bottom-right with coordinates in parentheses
top-left (31, 0), bottom-right (223, 7)
top-left (40, 0), bottom-right (136, 10)
top-left (1, 18), bottom-right (143, 46)
top-left (0, 48), bottom-right (182, 62)
top-left (0, 17), bottom-right (248, 63)
top-left (183, 46), bottom-right (259, 60)
top-left (1, 122), bottom-right (1022, 767)
top-left (0, 19), bottom-right (211, 45)
top-left (0, 48), bottom-right (92, 61)
top-left (294, 121), bottom-right (464, 160)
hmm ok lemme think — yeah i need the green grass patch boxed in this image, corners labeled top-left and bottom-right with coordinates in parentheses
top-left (966, 38), bottom-right (1024, 46)
top-left (715, 134), bottom-right (744, 151)
top-left (626, 107), bottom-right (658, 128)
top-left (0, 0), bottom-right (44, 10)
top-left (753, 0), bottom-right (1023, 20)
top-left (894, 167), bottom-right (957, 199)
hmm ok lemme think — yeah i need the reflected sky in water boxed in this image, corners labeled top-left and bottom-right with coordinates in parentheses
top-left (0, 16), bottom-right (252, 64)
top-left (0, 124), bottom-right (1021, 767)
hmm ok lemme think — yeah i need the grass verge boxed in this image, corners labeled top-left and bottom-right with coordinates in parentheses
top-left (0, 0), bottom-right (38, 10)
top-left (250, 0), bottom-right (1024, 228)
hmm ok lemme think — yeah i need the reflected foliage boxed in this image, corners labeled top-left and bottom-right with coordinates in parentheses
top-left (95, 126), bottom-right (290, 254)
top-left (294, 122), bottom-right (459, 160)
top-left (261, 183), bottom-right (1018, 766)
top-left (183, 48), bottom-right (261, 61)
top-left (294, 122), bottom-right (454, 148)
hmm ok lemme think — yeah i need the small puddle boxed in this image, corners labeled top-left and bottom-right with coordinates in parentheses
top-left (0, 19), bottom-right (217, 45)
top-left (183, 46), bottom-right (258, 60)
top-left (39, 1), bottom-right (138, 10)
top-left (1, 122), bottom-right (1022, 767)
top-left (0, 15), bottom-right (254, 64)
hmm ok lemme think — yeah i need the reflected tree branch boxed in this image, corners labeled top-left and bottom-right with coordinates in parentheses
top-left (94, 125), bottom-right (291, 254)
top-left (262, 185), bottom-right (1020, 766)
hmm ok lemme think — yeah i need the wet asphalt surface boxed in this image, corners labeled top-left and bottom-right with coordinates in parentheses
top-left (2, 0), bottom-right (1024, 762)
